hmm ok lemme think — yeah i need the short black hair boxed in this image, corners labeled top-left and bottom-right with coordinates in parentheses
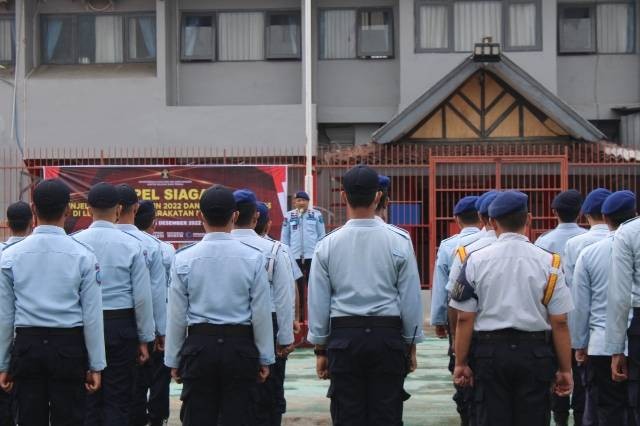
top-left (202, 209), bottom-right (234, 227)
top-left (495, 210), bottom-right (528, 232)
top-left (120, 203), bottom-right (137, 215)
top-left (479, 213), bottom-right (490, 225)
top-left (375, 189), bottom-right (389, 213)
top-left (555, 207), bottom-right (580, 223)
top-left (254, 221), bottom-right (268, 236)
top-left (346, 191), bottom-right (377, 209)
top-left (134, 213), bottom-right (155, 231)
top-left (6, 201), bottom-right (32, 233)
top-left (456, 210), bottom-right (480, 226)
top-left (236, 202), bottom-right (257, 227)
top-left (586, 212), bottom-right (603, 221)
top-left (606, 209), bottom-right (636, 229)
top-left (8, 217), bottom-right (31, 233)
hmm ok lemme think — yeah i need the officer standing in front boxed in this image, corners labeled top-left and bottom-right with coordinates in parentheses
top-left (74, 183), bottom-right (155, 426)
top-left (281, 191), bottom-right (325, 322)
top-left (451, 191), bottom-right (574, 426)
top-left (573, 190), bottom-right (637, 425)
top-left (307, 165), bottom-right (424, 426)
top-left (165, 185), bottom-right (274, 425)
top-left (605, 191), bottom-right (640, 423)
top-left (231, 189), bottom-right (294, 426)
top-left (130, 200), bottom-right (175, 426)
top-left (0, 179), bottom-right (106, 426)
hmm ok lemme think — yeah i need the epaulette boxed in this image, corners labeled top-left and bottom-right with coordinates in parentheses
top-left (318, 226), bottom-right (342, 242)
top-left (175, 242), bottom-right (196, 254)
top-left (532, 242), bottom-right (559, 258)
top-left (622, 216), bottom-right (640, 226)
top-left (439, 234), bottom-right (459, 244)
top-left (537, 229), bottom-right (553, 240)
top-left (71, 236), bottom-right (95, 253)
top-left (1, 239), bottom-right (23, 251)
top-left (385, 224), bottom-right (410, 240)
top-left (146, 232), bottom-right (163, 244)
top-left (121, 230), bottom-right (143, 242)
top-left (239, 240), bottom-right (264, 253)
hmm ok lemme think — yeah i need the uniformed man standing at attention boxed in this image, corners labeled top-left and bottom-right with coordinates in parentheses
top-left (451, 191), bottom-right (574, 426)
top-left (307, 165), bottom-right (424, 426)
top-left (573, 190), bottom-right (637, 424)
top-left (165, 185), bottom-right (274, 426)
top-left (604, 191), bottom-right (640, 423)
top-left (281, 191), bottom-right (325, 322)
top-left (431, 196), bottom-right (482, 339)
top-left (231, 189), bottom-right (294, 426)
top-left (0, 179), bottom-right (106, 426)
top-left (0, 201), bottom-right (33, 426)
top-left (74, 183), bottom-right (155, 426)
top-left (535, 190), bottom-right (586, 254)
top-left (375, 175), bottom-right (391, 222)
top-left (130, 200), bottom-right (175, 426)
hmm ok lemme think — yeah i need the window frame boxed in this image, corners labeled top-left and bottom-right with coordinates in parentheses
top-left (40, 12), bottom-right (157, 66)
top-left (558, 1), bottom-right (636, 56)
top-left (0, 15), bottom-right (16, 66)
top-left (414, 0), bottom-right (542, 54)
top-left (318, 7), bottom-right (395, 61)
top-left (265, 10), bottom-right (302, 60)
top-left (180, 12), bottom-right (217, 62)
top-left (356, 7), bottom-right (395, 58)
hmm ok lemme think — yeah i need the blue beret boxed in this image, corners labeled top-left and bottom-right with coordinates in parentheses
top-left (453, 196), bottom-right (479, 216)
top-left (475, 191), bottom-right (498, 212)
top-left (295, 191), bottom-right (310, 201)
top-left (256, 202), bottom-right (269, 224)
top-left (233, 189), bottom-right (257, 206)
top-left (488, 191), bottom-right (528, 218)
top-left (378, 175), bottom-right (390, 190)
top-left (479, 191), bottom-right (500, 216)
top-left (581, 188), bottom-right (612, 215)
top-left (602, 190), bottom-right (636, 216)
top-left (551, 190), bottom-right (582, 211)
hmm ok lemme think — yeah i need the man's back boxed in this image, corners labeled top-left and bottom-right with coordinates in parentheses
top-left (535, 223), bottom-right (586, 254)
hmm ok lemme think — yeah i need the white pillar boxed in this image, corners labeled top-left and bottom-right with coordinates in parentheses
top-left (303, 0), bottom-right (314, 207)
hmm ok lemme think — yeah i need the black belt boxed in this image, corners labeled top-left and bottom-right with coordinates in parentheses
top-left (188, 324), bottom-right (253, 337)
top-left (103, 309), bottom-right (134, 320)
top-left (16, 327), bottom-right (83, 336)
top-left (474, 328), bottom-right (550, 342)
top-left (331, 316), bottom-right (402, 330)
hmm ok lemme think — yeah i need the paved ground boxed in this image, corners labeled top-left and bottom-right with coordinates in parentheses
top-left (167, 336), bottom-right (460, 426)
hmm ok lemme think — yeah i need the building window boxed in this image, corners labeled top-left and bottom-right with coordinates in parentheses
top-left (415, 0), bottom-right (540, 53)
top-left (559, 2), bottom-right (635, 54)
top-left (0, 16), bottom-right (15, 66)
top-left (319, 8), bottom-right (394, 60)
top-left (41, 13), bottom-right (156, 65)
top-left (180, 10), bottom-right (301, 62)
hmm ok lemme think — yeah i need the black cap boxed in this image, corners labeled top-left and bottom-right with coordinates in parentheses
top-left (6, 201), bottom-right (32, 223)
top-left (551, 190), bottom-right (583, 211)
top-left (200, 185), bottom-right (237, 216)
top-left (117, 184), bottom-right (138, 207)
top-left (342, 165), bottom-right (380, 195)
top-left (33, 179), bottom-right (71, 210)
top-left (87, 182), bottom-right (119, 209)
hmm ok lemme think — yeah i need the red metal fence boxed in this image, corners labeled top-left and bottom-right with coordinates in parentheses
top-left (1, 141), bottom-right (639, 288)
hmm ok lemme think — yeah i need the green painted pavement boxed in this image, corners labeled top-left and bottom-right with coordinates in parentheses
top-left (168, 337), bottom-right (460, 425)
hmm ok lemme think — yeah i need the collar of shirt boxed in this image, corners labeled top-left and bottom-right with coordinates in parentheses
top-left (231, 229), bottom-right (258, 238)
top-left (34, 225), bottom-right (66, 235)
top-left (344, 218), bottom-right (383, 228)
top-left (89, 220), bottom-right (116, 229)
top-left (484, 229), bottom-right (497, 238)
top-left (202, 232), bottom-right (234, 241)
top-left (556, 223), bottom-right (582, 231)
top-left (589, 224), bottom-right (609, 232)
top-left (496, 232), bottom-right (529, 243)
top-left (116, 223), bottom-right (138, 232)
top-left (460, 226), bottom-right (480, 236)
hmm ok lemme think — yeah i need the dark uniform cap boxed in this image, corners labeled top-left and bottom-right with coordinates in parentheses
top-left (602, 190), bottom-right (636, 216)
top-left (342, 165), bottom-right (379, 195)
top-left (33, 179), bottom-right (71, 209)
top-left (117, 184), bottom-right (139, 207)
top-left (136, 200), bottom-right (156, 218)
top-left (453, 196), bottom-right (479, 216)
top-left (295, 191), bottom-right (310, 201)
top-left (479, 191), bottom-right (500, 216)
top-left (87, 182), bottom-right (119, 208)
top-left (581, 188), bottom-right (612, 215)
top-left (551, 190), bottom-right (583, 211)
top-left (475, 191), bottom-right (499, 212)
top-left (256, 202), bottom-right (270, 225)
top-left (200, 185), bottom-right (237, 215)
top-left (488, 191), bottom-right (528, 218)
top-left (6, 201), bottom-right (32, 222)
top-left (233, 189), bottom-right (258, 206)
top-left (378, 175), bottom-right (390, 190)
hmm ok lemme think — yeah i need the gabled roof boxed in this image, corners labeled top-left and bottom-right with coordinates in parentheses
top-left (372, 54), bottom-right (605, 144)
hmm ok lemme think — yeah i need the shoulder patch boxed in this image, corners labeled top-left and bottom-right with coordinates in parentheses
top-left (385, 224), bottom-right (411, 240)
top-left (71, 236), bottom-right (95, 253)
top-left (318, 226), bottom-right (342, 242)
top-left (175, 242), bottom-right (196, 254)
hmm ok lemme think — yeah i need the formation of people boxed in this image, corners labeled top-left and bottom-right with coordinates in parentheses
top-left (432, 187), bottom-right (640, 425)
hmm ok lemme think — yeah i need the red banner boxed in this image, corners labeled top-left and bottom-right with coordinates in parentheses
top-left (42, 165), bottom-right (288, 244)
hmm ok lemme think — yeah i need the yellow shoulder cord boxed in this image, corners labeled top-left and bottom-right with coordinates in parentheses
top-left (542, 253), bottom-right (561, 307)
top-left (457, 246), bottom-right (468, 263)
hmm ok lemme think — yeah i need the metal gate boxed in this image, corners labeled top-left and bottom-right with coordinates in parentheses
top-left (428, 154), bottom-right (568, 285)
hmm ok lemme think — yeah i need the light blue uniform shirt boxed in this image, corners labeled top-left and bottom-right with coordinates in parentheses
top-left (0, 225), bottom-right (106, 371)
top-left (446, 230), bottom-right (497, 293)
top-left (605, 217), bottom-right (640, 354)
top-left (281, 208), bottom-right (326, 260)
top-left (0, 236), bottom-right (26, 249)
top-left (165, 232), bottom-right (274, 367)
top-left (563, 224), bottom-right (610, 289)
top-left (232, 229), bottom-right (294, 346)
top-left (535, 223), bottom-right (586, 254)
top-left (307, 219), bottom-right (425, 345)
top-left (74, 221), bottom-right (155, 343)
top-left (159, 240), bottom-right (175, 284)
top-left (572, 234), bottom-right (621, 355)
top-left (430, 227), bottom-right (480, 326)
top-left (117, 224), bottom-right (167, 337)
